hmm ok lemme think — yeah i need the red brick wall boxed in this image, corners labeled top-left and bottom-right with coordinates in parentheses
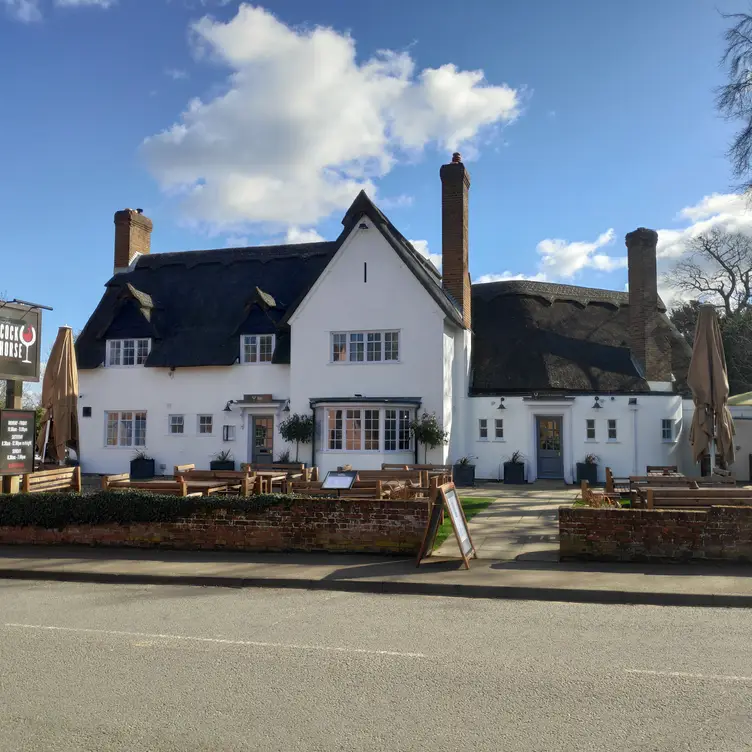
top-left (560, 506), bottom-right (752, 562)
top-left (0, 499), bottom-right (428, 555)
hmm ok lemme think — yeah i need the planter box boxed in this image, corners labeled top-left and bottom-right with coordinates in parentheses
top-left (210, 461), bottom-right (235, 471)
top-left (130, 457), bottom-right (155, 480)
top-left (576, 462), bottom-right (599, 485)
top-left (503, 462), bottom-right (525, 484)
top-left (453, 463), bottom-right (476, 487)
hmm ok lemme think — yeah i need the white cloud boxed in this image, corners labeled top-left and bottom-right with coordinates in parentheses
top-left (410, 239), bottom-right (442, 270)
top-left (165, 68), bottom-right (189, 80)
top-left (284, 226), bottom-right (325, 244)
top-left (2, 0), bottom-right (41, 21)
top-left (474, 271), bottom-right (548, 284)
top-left (142, 3), bottom-right (521, 232)
top-left (54, 0), bottom-right (115, 6)
top-left (537, 228), bottom-right (625, 278)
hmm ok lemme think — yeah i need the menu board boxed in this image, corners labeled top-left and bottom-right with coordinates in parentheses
top-left (322, 470), bottom-right (358, 490)
top-left (0, 409), bottom-right (36, 476)
top-left (443, 485), bottom-right (474, 560)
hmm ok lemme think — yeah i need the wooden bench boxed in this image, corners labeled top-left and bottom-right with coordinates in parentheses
top-left (22, 466), bottom-right (82, 494)
top-left (288, 479), bottom-right (392, 499)
top-left (241, 462), bottom-right (315, 482)
top-left (642, 487), bottom-right (752, 509)
top-left (629, 475), bottom-right (736, 491)
top-left (173, 468), bottom-right (256, 496)
top-left (102, 476), bottom-right (201, 497)
top-left (646, 465), bottom-right (679, 474)
top-left (580, 480), bottom-right (621, 508)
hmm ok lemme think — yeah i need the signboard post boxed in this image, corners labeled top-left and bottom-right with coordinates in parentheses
top-left (416, 481), bottom-right (477, 569)
top-left (0, 409), bottom-right (36, 477)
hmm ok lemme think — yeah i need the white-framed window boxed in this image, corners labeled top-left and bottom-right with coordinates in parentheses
top-left (330, 331), bottom-right (400, 363)
top-left (661, 419), bottom-right (674, 441)
top-left (494, 418), bottom-right (504, 440)
top-left (106, 338), bottom-right (151, 367)
top-left (607, 419), bottom-right (617, 441)
top-left (198, 415), bottom-right (213, 435)
top-left (222, 425), bottom-right (236, 442)
top-left (105, 411), bottom-right (146, 447)
top-left (478, 418), bottom-right (488, 440)
top-left (325, 407), bottom-right (411, 452)
top-left (586, 419), bottom-right (596, 441)
top-left (240, 334), bottom-right (275, 364)
top-left (168, 415), bottom-right (184, 435)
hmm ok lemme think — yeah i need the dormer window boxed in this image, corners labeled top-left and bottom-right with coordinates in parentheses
top-left (106, 338), bottom-right (151, 367)
top-left (241, 334), bottom-right (275, 364)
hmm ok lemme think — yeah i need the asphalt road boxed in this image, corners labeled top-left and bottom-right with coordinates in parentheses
top-left (0, 581), bottom-right (750, 751)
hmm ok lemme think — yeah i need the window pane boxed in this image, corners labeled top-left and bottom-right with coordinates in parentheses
top-left (495, 419), bottom-right (504, 439)
top-left (608, 420), bottom-right (617, 440)
top-left (106, 412), bottom-right (118, 446)
top-left (349, 333), bottom-right (364, 362)
top-left (244, 335), bottom-right (257, 363)
top-left (122, 339), bottom-right (135, 366)
top-left (479, 418), bottom-right (488, 439)
top-left (365, 410), bottom-right (380, 450)
top-left (136, 339), bottom-right (150, 365)
top-left (328, 410), bottom-right (343, 450)
top-left (367, 332), bottom-right (382, 362)
top-left (384, 331), bottom-right (399, 361)
top-left (199, 415), bottom-right (213, 434)
top-left (119, 412), bottom-right (133, 447)
top-left (384, 409), bottom-right (396, 451)
top-left (259, 335), bottom-right (273, 362)
top-left (170, 415), bottom-right (184, 434)
top-left (398, 410), bottom-right (411, 451)
top-left (345, 409), bottom-right (362, 450)
top-left (662, 420), bottom-right (673, 440)
top-left (332, 333), bottom-right (346, 362)
top-left (586, 419), bottom-right (595, 440)
top-left (108, 341), bottom-right (121, 366)
top-left (134, 413), bottom-right (147, 446)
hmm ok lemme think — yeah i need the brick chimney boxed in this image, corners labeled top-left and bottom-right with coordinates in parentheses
top-left (625, 227), bottom-right (671, 382)
top-left (440, 153), bottom-right (471, 328)
top-left (114, 209), bottom-right (152, 273)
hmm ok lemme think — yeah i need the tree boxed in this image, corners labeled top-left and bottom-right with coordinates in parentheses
top-left (278, 413), bottom-right (314, 462)
top-left (718, 10), bottom-right (752, 191)
top-left (671, 229), bottom-right (752, 315)
top-left (668, 300), bottom-right (702, 346)
top-left (409, 412), bottom-right (448, 464)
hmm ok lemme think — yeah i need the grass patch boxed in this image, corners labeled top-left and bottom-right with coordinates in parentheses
top-left (433, 496), bottom-right (494, 550)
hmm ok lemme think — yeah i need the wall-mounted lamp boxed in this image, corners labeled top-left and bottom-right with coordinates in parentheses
top-left (283, 400), bottom-right (290, 413)
top-left (223, 400), bottom-right (236, 412)
top-left (497, 397), bottom-right (506, 410)
top-left (592, 396), bottom-right (603, 409)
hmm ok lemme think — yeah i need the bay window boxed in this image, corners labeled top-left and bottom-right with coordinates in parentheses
top-left (324, 407), bottom-right (411, 452)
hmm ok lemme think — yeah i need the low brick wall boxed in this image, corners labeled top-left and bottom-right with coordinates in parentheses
top-left (0, 498), bottom-right (428, 555)
top-left (560, 506), bottom-right (752, 563)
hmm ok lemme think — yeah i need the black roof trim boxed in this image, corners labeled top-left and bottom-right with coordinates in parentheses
top-left (309, 396), bottom-right (423, 406)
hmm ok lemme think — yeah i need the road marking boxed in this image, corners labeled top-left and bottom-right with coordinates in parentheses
top-left (3, 623), bottom-right (426, 659)
top-left (626, 669), bottom-right (752, 682)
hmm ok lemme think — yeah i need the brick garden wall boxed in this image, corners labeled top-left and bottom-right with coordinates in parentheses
top-left (0, 499), bottom-right (428, 555)
top-left (560, 506), bottom-right (752, 563)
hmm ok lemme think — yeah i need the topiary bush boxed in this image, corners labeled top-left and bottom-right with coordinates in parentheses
top-left (0, 491), bottom-right (306, 529)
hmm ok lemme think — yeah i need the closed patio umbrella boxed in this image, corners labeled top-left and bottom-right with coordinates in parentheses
top-left (37, 326), bottom-right (79, 464)
top-left (687, 305), bottom-right (735, 470)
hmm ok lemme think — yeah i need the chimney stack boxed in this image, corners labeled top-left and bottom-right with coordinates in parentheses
top-left (625, 227), bottom-right (671, 382)
top-left (440, 152), bottom-right (471, 328)
top-left (114, 208), bottom-right (152, 273)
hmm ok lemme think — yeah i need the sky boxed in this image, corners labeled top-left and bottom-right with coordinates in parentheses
top-left (2, 0), bottom-right (752, 359)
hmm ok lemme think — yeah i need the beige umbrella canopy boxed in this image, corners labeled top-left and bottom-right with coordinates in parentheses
top-left (687, 305), bottom-right (735, 468)
top-left (37, 326), bottom-right (79, 463)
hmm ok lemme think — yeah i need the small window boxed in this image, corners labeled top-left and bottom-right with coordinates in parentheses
top-left (106, 339), bottom-right (151, 367)
top-left (105, 411), bottom-right (146, 447)
top-left (494, 418), bottom-right (504, 440)
top-left (586, 419), bottom-right (596, 441)
top-left (607, 419), bottom-right (617, 441)
top-left (241, 334), bottom-right (274, 364)
top-left (198, 415), bottom-right (213, 435)
top-left (82, 407), bottom-right (92, 418)
top-left (479, 418), bottom-right (488, 440)
top-left (222, 425), bottom-right (236, 442)
top-left (169, 415), bottom-right (184, 435)
top-left (662, 419), bottom-right (674, 441)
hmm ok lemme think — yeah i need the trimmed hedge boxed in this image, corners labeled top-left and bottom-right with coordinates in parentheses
top-left (0, 491), bottom-right (304, 529)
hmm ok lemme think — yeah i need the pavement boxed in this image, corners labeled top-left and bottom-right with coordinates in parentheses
top-left (2, 581), bottom-right (751, 751)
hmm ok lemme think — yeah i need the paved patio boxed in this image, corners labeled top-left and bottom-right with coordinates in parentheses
top-left (435, 481), bottom-right (578, 562)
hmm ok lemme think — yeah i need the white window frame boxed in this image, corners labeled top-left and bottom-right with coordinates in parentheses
top-left (607, 419), bottom-right (618, 442)
top-left (585, 419), bottom-right (596, 441)
top-left (323, 407), bottom-right (412, 453)
top-left (197, 414), bottom-right (214, 436)
top-left (330, 330), bottom-right (400, 364)
top-left (106, 338), bottom-right (151, 367)
top-left (240, 334), bottom-right (275, 364)
top-left (494, 418), bottom-right (504, 441)
top-left (661, 419), bottom-right (675, 442)
top-left (478, 418), bottom-right (488, 441)
top-left (168, 414), bottom-right (184, 435)
top-left (104, 410), bottom-right (147, 448)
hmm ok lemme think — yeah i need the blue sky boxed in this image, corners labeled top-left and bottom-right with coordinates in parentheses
top-left (1, 0), bottom-right (750, 357)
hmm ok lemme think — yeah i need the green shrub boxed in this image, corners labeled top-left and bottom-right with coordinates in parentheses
top-left (0, 491), bottom-right (303, 529)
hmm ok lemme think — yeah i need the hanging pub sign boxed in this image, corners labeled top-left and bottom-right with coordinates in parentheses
top-left (0, 409), bottom-right (36, 476)
top-left (0, 303), bottom-right (42, 382)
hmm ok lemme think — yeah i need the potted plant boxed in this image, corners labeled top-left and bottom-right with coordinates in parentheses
top-left (278, 413), bottom-right (314, 463)
top-left (130, 449), bottom-right (155, 480)
top-left (453, 456), bottom-right (476, 487)
top-left (576, 453), bottom-right (599, 485)
top-left (210, 449), bottom-right (235, 471)
top-left (503, 451), bottom-right (526, 484)
top-left (409, 412), bottom-right (449, 463)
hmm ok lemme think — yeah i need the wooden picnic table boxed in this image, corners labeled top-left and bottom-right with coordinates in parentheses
top-left (253, 471), bottom-right (288, 493)
top-left (110, 479), bottom-right (235, 496)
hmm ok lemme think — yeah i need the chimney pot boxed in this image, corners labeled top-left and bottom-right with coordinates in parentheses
top-left (452, 152), bottom-right (462, 163)
top-left (114, 208), bottom-right (153, 273)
